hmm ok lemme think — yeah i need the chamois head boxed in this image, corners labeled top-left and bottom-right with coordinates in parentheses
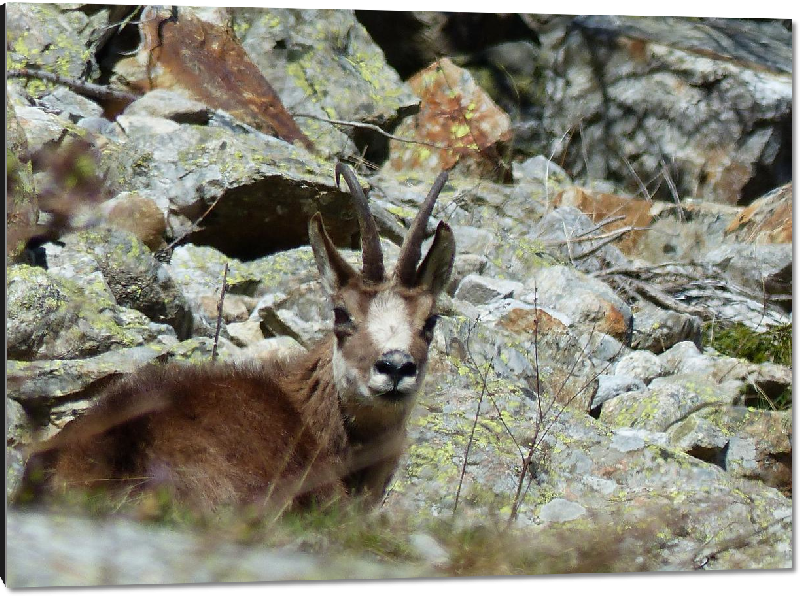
top-left (309, 164), bottom-right (455, 424)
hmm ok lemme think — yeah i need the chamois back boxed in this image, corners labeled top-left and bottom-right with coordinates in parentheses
top-left (20, 354), bottom-right (346, 511)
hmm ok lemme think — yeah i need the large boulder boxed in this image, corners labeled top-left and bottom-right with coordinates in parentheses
top-left (535, 16), bottom-right (791, 205)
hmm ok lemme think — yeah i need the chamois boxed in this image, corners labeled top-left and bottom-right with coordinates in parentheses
top-left (17, 163), bottom-right (455, 512)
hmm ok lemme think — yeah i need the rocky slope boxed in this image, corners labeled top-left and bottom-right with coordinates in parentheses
top-left (6, 5), bottom-right (792, 586)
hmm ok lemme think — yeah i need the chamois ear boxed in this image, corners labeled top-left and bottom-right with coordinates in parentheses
top-left (309, 213), bottom-right (358, 295)
top-left (415, 221), bottom-right (456, 297)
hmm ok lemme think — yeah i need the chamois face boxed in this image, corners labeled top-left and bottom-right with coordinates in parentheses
top-left (308, 165), bottom-right (455, 422)
top-left (330, 281), bottom-right (438, 405)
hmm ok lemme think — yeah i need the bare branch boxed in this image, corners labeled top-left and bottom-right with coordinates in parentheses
top-left (7, 67), bottom-right (140, 104)
top-left (211, 262), bottom-right (229, 361)
top-left (292, 113), bottom-right (449, 150)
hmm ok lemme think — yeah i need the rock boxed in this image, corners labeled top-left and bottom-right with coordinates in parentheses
top-left (6, 511), bottom-right (423, 587)
top-left (6, 397), bottom-right (32, 499)
top-left (666, 405), bottom-right (791, 494)
top-left (254, 282), bottom-right (328, 347)
top-left (113, 6), bottom-right (312, 150)
top-left (226, 320), bottom-right (265, 348)
top-left (725, 183), bottom-right (792, 244)
top-left (658, 342), bottom-right (791, 407)
top-left (454, 274), bottom-right (523, 305)
top-left (167, 245), bottom-right (254, 338)
top-left (6, 98), bottom-right (38, 263)
top-left (6, 264), bottom-right (170, 361)
top-left (236, 336), bottom-right (306, 363)
top-left (7, 3), bottom-right (111, 89)
top-left (447, 254), bottom-right (488, 296)
top-left (519, 265), bottom-right (633, 342)
top-left (368, 172), bottom-right (560, 284)
top-left (532, 207), bottom-right (631, 273)
top-left (39, 88), bottom-right (104, 122)
top-left (7, 345), bottom-right (170, 415)
top-left (386, 58), bottom-right (512, 180)
top-left (49, 228), bottom-right (192, 339)
top-left (633, 200), bottom-right (741, 264)
top-left (104, 194), bottom-right (168, 251)
top-left (13, 106), bottom-right (73, 156)
top-left (435, 308), bottom-right (598, 413)
top-left (538, 498), bottom-right (587, 523)
top-left (537, 16), bottom-right (791, 205)
top-left (702, 242), bottom-right (792, 305)
top-left (593, 350), bottom-right (791, 494)
top-left (612, 350), bottom-right (665, 384)
top-left (512, 155), bottom-right (571, 190)
top-left (553, 187), bottom-right (653, 255)
top-left (122, 90), bottom-right (212, 124)
top-left (386, 370), bottom-right (792, 570)
top-left (591, 374), bottom-right (646, 410)
top-left (408, 533), bottom-right (449, 567)
top-left (233, 7), bottom-right (416, 159)
top-left (104, 120), bottom-right (363, 259)
top-left (630, 302), bottom-right (702, 354)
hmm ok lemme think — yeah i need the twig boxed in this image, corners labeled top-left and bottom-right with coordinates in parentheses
top-left (571, 226), bottom-right (650, 260)
top-left (509, 284), bottom-right (543, 522)
top-left (211, 262), bottom-right (229, 361)
top-left (595, 261), bottom-right (690, 278)
top-left (453, 318), bottom-right (491, 515)
top-left (292, 113), bottom-right (449, 150)
top-left (660, 158), bottom-right (685, 222)
top-left (544, 224), bottom-right (650, 263)
top-left (626, 278), bottom-right (707, 317)
top-left (621, 155), bottom-right (652, 201)
top-left (7, 67), bottom-right (140, 103)
top-left (157, 192), bottom-right (226, 260)
top-left (578, 120), bottom-right (590, 179)
top-left (545, 126), bottom-right (574, 206)
top-left (572, 214), bottom-right (628, 239)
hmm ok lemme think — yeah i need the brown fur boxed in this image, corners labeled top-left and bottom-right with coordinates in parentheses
top-left (20, 339), bottom-right (412, 511)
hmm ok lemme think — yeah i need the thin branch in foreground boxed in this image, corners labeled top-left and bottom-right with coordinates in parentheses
top-left (660, 158), bottom-right (685, 222)
top-left (292, 113), bottom-right (449, 150)
top-left (211, 262), bottom-right (229, 361)
top-left (621, 155), bottom-right (652, 202)
top-left (453, 318), bottom-right (490, 516)
top-left (571, 226), bottom-right (651, 261)
top-left (7, 67), bottom-right (140, 104)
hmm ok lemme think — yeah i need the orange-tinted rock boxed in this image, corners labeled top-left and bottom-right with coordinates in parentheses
top-left (107, 194), bottom-right (167, 252)
top-left (387, 58), bottom-right (511, 180)
top-left (499, 307), bottom-right (568, 336)
top-left (553, 187), bottom-right (653, 254)
top-left (725, 183), bottom-right (792, 244)
top-left (117, 6), bottom-right (312, 150)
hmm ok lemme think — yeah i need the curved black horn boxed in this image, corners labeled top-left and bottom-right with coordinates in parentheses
top-left (394, 171), bottom-right (449, 287)
top-left (334, 163), bottom-right (385, 283)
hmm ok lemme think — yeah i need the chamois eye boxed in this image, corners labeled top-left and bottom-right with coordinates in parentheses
top-left (333, 307), bottom-right (353, 327)
top-left (422, 315), bottom-right (440, 339)
top-left (333, 308), bottom-right (355, 340)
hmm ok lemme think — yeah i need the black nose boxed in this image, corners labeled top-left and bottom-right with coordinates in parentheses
top-left (375, 350), bottom-right (417, 386)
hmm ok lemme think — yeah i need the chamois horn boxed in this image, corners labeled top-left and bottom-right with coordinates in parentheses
top-left (394, 171), bottom-right (449, 287)
top-left (334, 163), bottom-right (385, 283)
